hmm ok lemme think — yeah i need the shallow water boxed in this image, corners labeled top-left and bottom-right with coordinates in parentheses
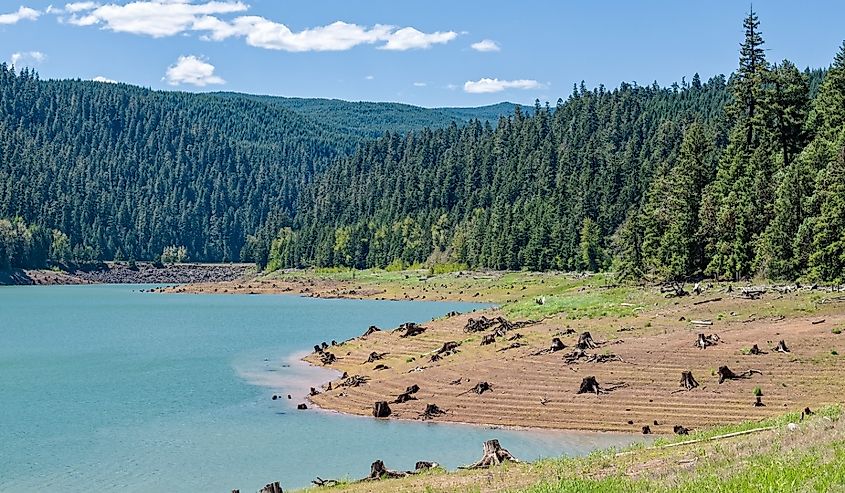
top-left (0, 285), bottom-right (642, 491)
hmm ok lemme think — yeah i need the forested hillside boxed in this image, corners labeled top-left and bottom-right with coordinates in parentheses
top-left (0, 71), bottom-right (513, 266)
top-left (211, 93), bottom-right (520, 138)
top-left (259, 13), bottom-right (844, 282)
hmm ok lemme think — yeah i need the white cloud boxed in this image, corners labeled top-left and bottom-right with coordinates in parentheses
top-left (364, 74), bottom-right (374, 80)
top-left (59, 2), bottom-right (458, 52)
top-left (164, 55), bottom-right (225, 86)
top-left (64, 1), bottom-right (248, 37)
top-left (92, 75), bottom-right (118, 83)
top-left (0, 6), bottom-right (41, 24)
top-left (413, 81), bottom-right (426, 87)
top-left (379, 27), bottom-right (457, 51)
top-left (470, 39), bottom-right (500, 52)
top-left (10, 51), bottom-right (46, 66)
top-left (464, 77), bottom-right (543, 94)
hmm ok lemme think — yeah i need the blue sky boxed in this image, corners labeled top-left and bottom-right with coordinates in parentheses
top-left (2, 0), bottom-right (844, 107)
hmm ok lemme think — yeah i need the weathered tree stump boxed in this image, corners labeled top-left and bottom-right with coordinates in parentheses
top-left (550, 337), bottom-right (566, 351)
top-left (373, 401), bottom-right (392, 418)
top-left (459, 381), bottom-right (493, 396)
top-left (459, 439), bottom-right (521, 469)
top-left (320, 342), bottom-right (329, 350)
top-left (366, 351), bottom-right (388, 363)
top-left (297, 403), bottom-right (307, 410)
top-left (576, 332), bottom-right (599, 350)
top-left (773, 340), bottom-right (790, 353)
top-left (642, 425), bottom-right (651, 434)
top-left (394, 385), bottom-right (420, 404)
top-left (362, 325), bottom-right (381, 337)
top-left (414, 461), bottom-right (439, 472)
top-left (680, 371), bottom-right (699, 390)
top-left (749, 344), bottom-right (766, 355)
top-left (480, 334), bottom-right (496, 346)
top-left (313, 344), bottom-right (322, 353)
top-left (673, 425), bottom-right (690, 435)
top-left (695, 333), bottom-right (719, 349)
top-left (420, 403), bottom-right (447, 420)
top-left (578, 376), bottom-right (601, 395)
top-left (718, 366), bottom-right (762, 384)
top-left (431, 341), bottom-right (461, 361)
top-left (366, 460), bottom-right (406, 480)
top-left (563, 349), bottom-right (589, 364)
top-left (309, 387), bottom-right (320, 396)
top-left (397, 322), bottom-right (427, 338)
top-left (258, 481), bottom-right (283, 493)
top-left (754, 395), bottom-right (765, 407)
top-left (661, 282), bottom-right (688, 297)
top-left (577, 376), bottom-right (627, 395)
top-left (340, 375), bottom-right (369, 387)
top-left (320, 352), bottom-right (337, 365)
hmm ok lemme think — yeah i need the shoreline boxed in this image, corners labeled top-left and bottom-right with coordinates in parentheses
top-left (1, 263), bottom-right (254, 286)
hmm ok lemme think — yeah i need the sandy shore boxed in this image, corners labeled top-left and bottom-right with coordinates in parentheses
top-left (302, 295), bottom-right (845, 434)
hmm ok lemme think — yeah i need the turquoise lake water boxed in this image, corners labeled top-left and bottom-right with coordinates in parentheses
top-left (0, 285), bottom-right (642, 491)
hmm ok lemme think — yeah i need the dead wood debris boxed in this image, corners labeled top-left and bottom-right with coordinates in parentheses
top-left (718, 366), bottom-right (762, 384)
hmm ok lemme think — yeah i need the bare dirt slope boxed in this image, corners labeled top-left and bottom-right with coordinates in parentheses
top-left (307, 293), bottom-right (845, 434)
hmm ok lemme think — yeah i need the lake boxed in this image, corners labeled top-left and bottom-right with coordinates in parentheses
top-left (0, 285), bottom-right (642, 491)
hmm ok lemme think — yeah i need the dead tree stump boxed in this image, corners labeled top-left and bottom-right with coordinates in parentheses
top-left (680, 371), bottom-right (699, 390)
top-left (754, 395), bottom-right (765, 407)
top-left (695, 333), bottom-right (719, 349)
top-left (773, 340), bottom-right (790, 353)
top-left (373, 401), bottom-right (392, 418)
top-left (297, 403), bottom-right (307, 410)
top-left (459, 439), bottom-right (521, 469)
top-left (320, 352), bottom-right (337, 365)
top-left (366, 351), bottom-right (388, 363)
top-left (459, 381), bottom-right (493, 396)
top-left (397, 322), bottom-right (427, 338)
top-left (576, 332), bottom-right (599, 350)
top-left (749, 344), bottom-right (766, 355)
top-left (420, 403), bottom-right (447, 420)
top-left (258, 482), bottom-right (283, 493)
top-left (480, 334), bottom-right (496, 346)
top-left (367, 460), bottom-right (406, 480)
top-left (578, 376), bottom-right (601, 395)
top-left (718, 366), bottom-right (762, 384)
top-left (414, 461), bottom-right (438, 472)
top-left (642, 425), bottom-right (651, 434)
top-left (673, 425), bottom-right (690, 435)
top-left (362, 325), bottom-right (381, 337)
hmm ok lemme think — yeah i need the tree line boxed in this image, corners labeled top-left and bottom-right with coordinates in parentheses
top-left (256, 11), bottom-right (843, 282)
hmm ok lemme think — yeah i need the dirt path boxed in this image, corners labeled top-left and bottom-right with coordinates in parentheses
top-left (306, 295), bottom-right (845, 434)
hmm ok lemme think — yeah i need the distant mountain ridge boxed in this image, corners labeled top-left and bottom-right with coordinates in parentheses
top-left (210, 92), bottom-right (522, 137)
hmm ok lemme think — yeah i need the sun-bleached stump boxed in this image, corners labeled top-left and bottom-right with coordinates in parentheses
top-left (373, 401), bottom-right (392, 418)
top-left (459, 439), bottom-right (521, 469)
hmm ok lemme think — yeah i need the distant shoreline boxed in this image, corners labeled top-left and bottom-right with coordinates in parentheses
top-left (0, 262), bottom-right (254, 286)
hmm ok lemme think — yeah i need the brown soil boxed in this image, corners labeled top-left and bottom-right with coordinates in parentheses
top-left (306, 298), bottom-right (845, 434)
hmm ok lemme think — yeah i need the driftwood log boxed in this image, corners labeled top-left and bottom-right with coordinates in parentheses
top-left (373, 401), bottom-right (392, 418)
top-left (459, 439), bottom-right (521, 469)
top-left (718, 366), bottom-right (762, 384)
